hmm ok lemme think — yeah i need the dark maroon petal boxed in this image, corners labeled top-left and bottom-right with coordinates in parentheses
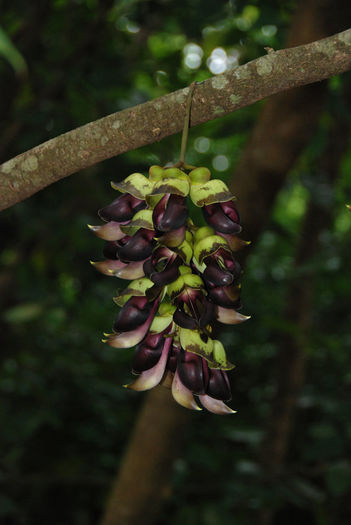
top-left (173, 307), bottom-right (198, 329)
top-left (203, 202), bottom-right (241, 234)
top-left (227, 260), bottom-right (241, 281)
top-left (118, 228), bottom-right (156, 262)
top-left (144, 248), bottom-right (181, 286)
top-left (166, 343), bottom-right (180, 373)
top-left (206, 247), bottom-right (240, 275)
top-left (208, 285), bottom-right (241, 308)
top-left (99, 194), bottom-right (145, 222)
top-left (199, 299), bottom-right (216, 329)
top-left (145, 284), bottom-right (164, 301)
top-left (203, 261), bottom-right (234, 287)
top-left (206, 369), bottom-right (231, 401)
top-left (113, 296), bottom-right (151, 332)
top-left (177, 349), bottom-right (208, 395)
top-left (103, 238), bottom-right (130, 260)
top-left (152, 263), bottom-right (180, 286)
top-left (153, 194), bottom-right (188, 232)
top-left (143, 258), bottom-right (153, 277)
top-left (151, 246), bottom-right (174, 264)
top-left (152, 194), bottom-right (168, 229)
top-left (132, 333), bottom-right (165, 373)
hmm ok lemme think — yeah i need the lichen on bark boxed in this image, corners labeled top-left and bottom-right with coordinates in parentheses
top-left (1, 28), bottom-right (351, 212)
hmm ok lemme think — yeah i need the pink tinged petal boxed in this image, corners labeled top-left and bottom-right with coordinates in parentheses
top-left (199, 395), bottom-right (236, 415)
top-left (90, 259), bottom-right (127, 276)
top-left (216, 233), bottom-right (250, 252)
top-left (114, 260), bottom-right (146, 279)
top-left (125, 338), bottom-right (172, 391)
top-left (107, 299), bottom-right (160, 348)
top-left (88, 222), bottom-right (126, 241)
top-left (172, 370), bottom-right (202, 411)
top-left (160, 370), bottom-right (173, 388)
top-left (216, 306), bottom-right (251, 325)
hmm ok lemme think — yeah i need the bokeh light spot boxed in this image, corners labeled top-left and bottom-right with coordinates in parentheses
top-left (194, 137), bottom-right (211, 153)
top-left (212, 155), bottom-right (229, 171)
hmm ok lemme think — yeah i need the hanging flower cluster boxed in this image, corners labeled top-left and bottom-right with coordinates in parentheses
top-left (90, 165), bottom-right (249, 414)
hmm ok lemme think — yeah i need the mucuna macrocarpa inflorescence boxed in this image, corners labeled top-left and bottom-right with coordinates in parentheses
top-left (89, 165), bottom-right (250, 414)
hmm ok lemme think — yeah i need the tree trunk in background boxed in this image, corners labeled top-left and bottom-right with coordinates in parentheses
top-left (101, 386), bottom-right (188, 525)
top-left (232, 0), bottom-right (351, 242)
top-left (259, 102), bottom-right (350, 525)
top-left (99, 1), bottom-right (350, 524)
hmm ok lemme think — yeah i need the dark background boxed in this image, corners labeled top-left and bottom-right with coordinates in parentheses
top-left (1, 1), bottom-right (351, 524)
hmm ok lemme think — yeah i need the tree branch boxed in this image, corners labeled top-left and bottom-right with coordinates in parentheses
top-left (1, 28), bottom-right (351, 211)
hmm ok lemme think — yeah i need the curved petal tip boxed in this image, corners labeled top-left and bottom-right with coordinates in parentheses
top-left (199, 394), bottom-right (236, 415)
top-left (124, 343), bottom-right (169, 391)
top-left (172, 371), bottom-right (202, 411)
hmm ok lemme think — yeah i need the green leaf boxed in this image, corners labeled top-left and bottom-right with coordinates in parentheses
top-left (180, 328), bottom-right (214, 360)
top-left (149, 302), bottom-right (175, 333)
top-left (194, 226), bottom-right (215, 244)
top-left (120, 209), bottom-right (154, 235)
top-left (212, 340), bottom-right (235, 370)
top-left (188, 166), bottom-right (211, 183)
top-left (148, 177), bottom-right (189, 197)
top-left (163, 168), bottom-right (189, 180)
top-left (190, 179), bottom-right (234, 207)
top-left (194, 235), bottom-right (230, 264)
top-left (111, 173), bottom-right (154, 199)
top-left (149, 165), bottom-right (165, 181)
top-left (182, 273), bottom-right (203, 289)
top-left (166, 271), bottom-right (203, 300)
top-left (149, 314), bottom-right (173, 333)
top-left (167, 276), bottom-right (185, 300)
top-left (114, 278), bottom-right (153, 306)
top-left (176, 239), bottom-right (193, 265)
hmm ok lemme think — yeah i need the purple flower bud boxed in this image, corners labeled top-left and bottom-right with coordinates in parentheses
top-left (203, 261), bottom-right (234, 287)
top-left (113, 296), bottom-right (152, 333)
top-left (99, 194), bottom-right (145, 222)
top-left (103, 238), bottom-right (130, 260)
top-left (208, 284), bottom-right (241, 308)
top-left (206, 368), bottom-right (231, 401)
top-left (117, 228), bottom-right (156, 262)
top-left (166, 343), bottom-right (181, 373)
top-left (175, 286), bottom-right (202, 308)
top-left (173, 293), bottom-right (215, 332)
top-left (198, 299), bottom-right (216, 330)
top-left (143, 246), bottom-right (181, 286)
top-left (132, 332), bottom-right (165, 373)
top-left (173, 307), bottom-right (198, 329)
top-left (203, 201), bottom-right (241, 234)
top-left (153, 194), bottom-right (188, 232)
top-left (177, 349), bottom-right (209, 395)
top-left (205, 247), bottom-right (240, 275)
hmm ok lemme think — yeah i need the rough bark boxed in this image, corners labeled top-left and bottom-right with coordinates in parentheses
top-left (98, 2), bottom-right (346, 525)
top-left (1, 29), bottom-right (351, 211)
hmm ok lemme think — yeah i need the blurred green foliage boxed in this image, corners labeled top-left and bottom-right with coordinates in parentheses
top-left (1, 1), bottom-right (351, 524)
